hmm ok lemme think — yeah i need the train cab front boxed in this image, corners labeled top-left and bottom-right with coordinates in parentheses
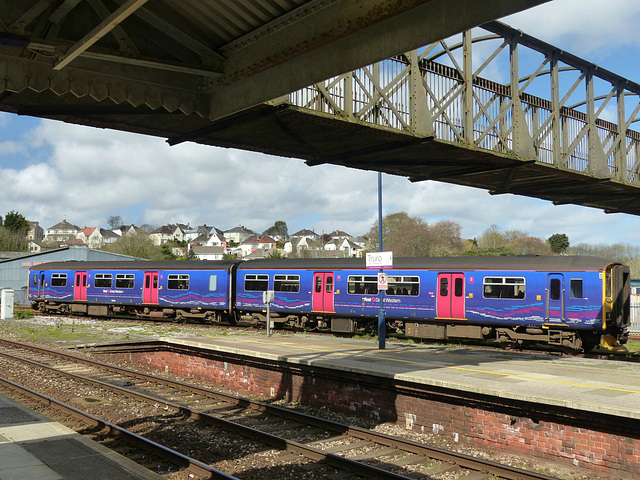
top-left (602, 262), bottom-right (631, 350)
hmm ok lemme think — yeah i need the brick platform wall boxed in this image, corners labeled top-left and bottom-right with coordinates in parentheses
top-left (107, 346), bottom-right (640, 476)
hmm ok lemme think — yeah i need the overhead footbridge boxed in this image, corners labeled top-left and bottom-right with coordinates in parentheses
top-left (5, 1), bottom-right (640, 216)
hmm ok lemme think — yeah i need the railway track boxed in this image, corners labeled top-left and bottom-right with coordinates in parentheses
top-left (29, 311), bottom-right (640, 361)
top-left (0, 376), bottom-right (235, 479)
top-left (0, 337), bottom-right (561, 480)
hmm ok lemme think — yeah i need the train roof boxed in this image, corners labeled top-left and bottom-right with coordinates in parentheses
top-left (236, 256), bottom-right (621, 271)
top-left (30, 256), bottom-right (623, 272)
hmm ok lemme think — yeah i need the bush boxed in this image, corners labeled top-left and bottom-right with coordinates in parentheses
top-left (14, 308), bottom-right (35, 319)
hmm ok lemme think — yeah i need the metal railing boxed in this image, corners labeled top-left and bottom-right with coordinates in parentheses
top-left (290, 21), bottom-right (640, 188)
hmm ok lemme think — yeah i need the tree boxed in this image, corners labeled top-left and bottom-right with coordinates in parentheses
top-left (107, 215), bottom-right (123, 229)
top-left (264, 220), bottom-right (288, 239)
top-left (547, 233), bottom-right (570, 254)
top-left (509, 235), bottom-right (552, 255)
top-left (365, 212), bottom-right (464, 257)
top-left (4, 211), bottom-right (29, 234)
top-left (103, 231), bottom-right (163, 259)
top-left (477, 225), bottom-right (505, 250)
top-left (0, 229), bottom-right (28, 252)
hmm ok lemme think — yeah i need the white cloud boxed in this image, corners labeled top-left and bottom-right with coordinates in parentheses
top-left (3, 4), bottom-right (640, 246)
top-left (505, 0), bottom-right (640, 57)
top-left (2, 116), bottom-right (639, 245)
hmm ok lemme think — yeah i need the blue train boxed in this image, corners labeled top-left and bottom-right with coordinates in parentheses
top-left (28, 256), bottom-right (630, 352)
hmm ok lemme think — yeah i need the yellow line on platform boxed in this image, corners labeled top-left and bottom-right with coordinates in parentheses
top-left (221, 337), bottom-right (640, 395)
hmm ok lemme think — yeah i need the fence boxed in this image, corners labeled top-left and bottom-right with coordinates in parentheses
top-left (630, 295), bottom-right (640, 336)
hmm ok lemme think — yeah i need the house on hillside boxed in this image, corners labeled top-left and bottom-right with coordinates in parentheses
top-left (284, 236), bottom-right (322, 255)
top-left (28, 240), bottom-right (43, 253)
top-left (27, 221), bottom-right (44, 242)
top-left (44, 220), bottom-right (80, 245)
top-left (190, 245), bottom-right (224, 260)
top-left (324, 237), bottom-right (364, 257)
top-left (113, 225), bottom-right (142, 237)
top-left (224, 226), bottom-right (255, 245)
top-left (327, 230), bottom-right (352, 240)
top-left (76, 227), bottom-right (119, 249)
top-left (150, 224), bottom-right (185, 245)
top-left (289, 229), bottom-right (318, 241)
top-left (239, 234), bottom-right (276, 258)
top-left (184, 225), bottom-right (222, 242)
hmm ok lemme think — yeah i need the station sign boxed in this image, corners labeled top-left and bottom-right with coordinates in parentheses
top-left (366, 251), bottom-right (393, 270)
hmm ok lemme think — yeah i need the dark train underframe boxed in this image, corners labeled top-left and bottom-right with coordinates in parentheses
top-left (34, 299), bottom-right (614, 352)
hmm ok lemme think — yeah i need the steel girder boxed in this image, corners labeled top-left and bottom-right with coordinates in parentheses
top-left (284, 20), bottom-right (640, 213)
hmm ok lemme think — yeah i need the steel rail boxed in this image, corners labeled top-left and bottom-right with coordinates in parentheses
top-left (0, 346), bottom-right (415, 480)
top-left (0, 338), bottom-right (561, 480)
top-left (0, 375), bottom-right (237, 480)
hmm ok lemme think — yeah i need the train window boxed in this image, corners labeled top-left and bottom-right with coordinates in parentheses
top-left (209, 275), bottom-right (217, 291)
top-left (32, 274), bottom-right (37, 285)
top-left (94, 274), bottom-right (112, 288)
top-left (570, 279), bottom-right (583, 299)
top-left (115, 274), bottom-right (135, 289)
top-left (274, 274), bottom-right (299, 292)
top-left (454, 277), bottom-right (463, 297)
top-left (168, 274), bottom-right (190, 290)
top-left (347, 275), bottom-right (378, 295)
top-left (440, 277), bottom-right (448, 296)
top-left (549, 279), bottom-right (561, 300)
top-left (326, 276), bottom-right (333, 294)
top-left (51, 273), bottom-right (67, 287)
top-left (387, 276), bottom-right (419, 296)
top-left (483, 277), bottom-right (525, 299)
top-left (245, 274), bottom-right (268, 291)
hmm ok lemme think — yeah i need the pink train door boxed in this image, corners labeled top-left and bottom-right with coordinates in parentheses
top-left (74, 271), bottom-right (87, 301)
top-left (144, 272), bottom-right (159, 304)
top-left (437, 273), bottom-right (465, 319)
top-left (312, 272), bottom-right (334, 313)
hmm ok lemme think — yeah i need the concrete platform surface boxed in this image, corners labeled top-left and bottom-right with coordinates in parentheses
top-left (165, 334), bottom-right (640, 420)
top-left (0, 393), bottom-right (163, 480)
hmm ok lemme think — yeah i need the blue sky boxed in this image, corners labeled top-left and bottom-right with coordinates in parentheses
top-left (2, 0), bottom-right (640, 245)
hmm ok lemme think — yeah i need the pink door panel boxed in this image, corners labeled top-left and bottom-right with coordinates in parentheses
top-left (312, 272), bottom-right (334, 313)
top-left (144, 272), bottom-right (159, 304)
top-left (74, 271), bottom-right (87, 301)
top-left (437, 273), bottom-right (465, 319)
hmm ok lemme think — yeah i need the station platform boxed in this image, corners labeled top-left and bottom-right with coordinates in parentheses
top-left (0, 393), bottom-right (163, 480)
top-left (164, 334), bottom-right (640, 420)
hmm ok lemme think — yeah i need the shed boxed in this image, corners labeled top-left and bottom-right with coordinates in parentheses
top-left (0, 246), bottom-right (142, 305)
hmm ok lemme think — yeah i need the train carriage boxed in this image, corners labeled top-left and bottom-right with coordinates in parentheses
top-left (28, 256), bottom-right (630, 352)
top-left (29, 261), bottom-right (238, 323)
top-left (231, 256), bottom-right (629, 351)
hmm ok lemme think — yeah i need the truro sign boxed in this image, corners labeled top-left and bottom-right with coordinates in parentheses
top-left (366, 251), bottom-right (393, 270)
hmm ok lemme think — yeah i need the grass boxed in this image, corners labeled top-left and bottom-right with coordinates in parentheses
top-left (623, 339), bottom-right (640, 354)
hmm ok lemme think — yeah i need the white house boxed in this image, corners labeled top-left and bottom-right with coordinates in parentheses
top-left (44, 220), bottom-right (80, 244)
top-left (150, 224), bottom-right (185, 245)
top-left (190, 245), bottom-right (224, 260)
top-left (239, 234), bottom-right (276, 258)
top-left (76, 227), bottom-right (118, 249)
top-left (223, 226), bottom-right (255, 244)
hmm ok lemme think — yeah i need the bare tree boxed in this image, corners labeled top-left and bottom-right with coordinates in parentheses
top-left (107, 215), bottom-right (123, 229)
top-left (366, 212), bottom-right (464, 257)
